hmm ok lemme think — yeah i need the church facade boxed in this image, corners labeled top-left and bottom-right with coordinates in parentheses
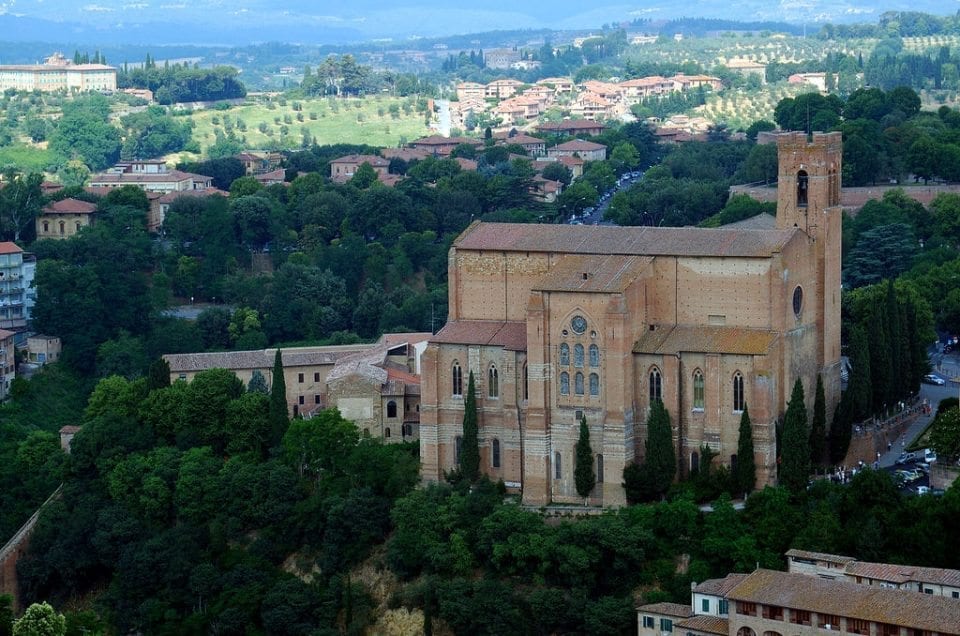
top-left (419, 131), bottom-right (843, 506)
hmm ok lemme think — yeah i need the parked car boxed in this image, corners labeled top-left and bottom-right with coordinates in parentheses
top-left (923, 373), bottom-right (946, 385)
top-left (924, 448), bottom-right (938, 463)
top-left (917, 485), bottom-right (931, 495)
top-left (896, 452), bottom-right (917, 465)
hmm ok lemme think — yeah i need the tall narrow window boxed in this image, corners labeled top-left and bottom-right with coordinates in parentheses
top-left (797, 170), bottom-right (808, 207)
top-left (574, 344), bottom-right (584, 368)
top-left (649, 368), bottom-right (662, 403)
top-left (597, 454), bottom-right (604, 482)
top-left (733, 372), bottom-right (745, 412)
top-left (691, 451), bottom-right (700, 473)
top-left (555, 451), bottom-right (562, 479)
top-left (387, 400), bottom-right (397, 418)
top-left (693, 370), bottom-right (705, 410)
top-left (75, 221), bottom-right (82, 232)
top-left (559, 343), bottom-right (570, 366)
top-left (59, 221), bottom-right (65, 235)
top-left (43, 221), bottom-right (48, 233)
top-left (455, 435), bottom-right (463, 464)
top-left (575, 372), bottom-right (584, 395)
top-left (488, 364), bottom-right (499, 398)
top-left (589, 344), bottom-right (599, 367)
top-left (560, 372), bottom-right (570, 395)
top-left (385, 427), bottom-right (391, 438)
top-left (452, 361), bottom-right (463, 396)
top-left (523, 364), bottom-right (529, 400)
top-left (589, 372), bottom-right (599, 396)
top-left (492, 438), bottom-right (501, 468)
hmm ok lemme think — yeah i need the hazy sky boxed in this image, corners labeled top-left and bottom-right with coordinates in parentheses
top-left (0, 0), bottom-right (951, 39)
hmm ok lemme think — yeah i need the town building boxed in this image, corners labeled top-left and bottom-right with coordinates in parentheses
top-left (329, 154), bottom-right (390, 183)
top-left (0, 329), bottom-right (14, 400)
top-left (419, 132), bottom-right (843, 507)
top-left (409, 135), bottom-right (482, 157)
top-left (638, 569), bottom-right (960, 636)
top-left (163, 334), bottom-right (430, 440)
top-left (726, 59), bottom-right (768, 84)
top-left (789, 72), bottom-right (828, 92)
top-left (26, 335), bottom-right (61, 366)
top-left (36, 198), bottom-right (96, 240)
top-left (786, 549), bottom-right (960, 598)
top-left (0, 52), bottom-right (116, 93)
top-left (0, 243), bottom-right (35, 331)
top-left (483, 49), bottom-right (522, 70)
top-left (484, 79), bottom-right (524, 99)
top-left (547, 139), bottom-right (608, 161)
top-left (89, 160), bottom-right (213, 193)
top-left (537, 120), bottom-right (607, 137)
top-left (493, 132), bottom-right (547, 156)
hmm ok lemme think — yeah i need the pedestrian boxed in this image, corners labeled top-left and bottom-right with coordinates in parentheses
top-left (888, 442), bottom-right (892, 451)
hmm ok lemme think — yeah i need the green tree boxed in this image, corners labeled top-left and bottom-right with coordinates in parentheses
top-left (780, 378), bottom-right (810, 494)
top-left (0, 594), bottom-right (11, 636)
top-left (644, 399), bottom-right (676, 499)
top-left (350, 162), bottom-right (379, 189)
top-left (270, 348), bottom-right (288, 446)
top-left (460, 371), bottom-right (480, 482)
top-left (12, 602), bottom-right (65, 636)
top-left (574, 415), bottom-right (596, 501)
top-left (146, 358), bottom-right (171, 391)
top-left (247, 369), bottom-right (268, 394)
top-left (734, 404), bottom-right (756, 497)
top-left (0, 170), bottom-right (43, 242)
top-left (810, 374), bottom-right (827, 467)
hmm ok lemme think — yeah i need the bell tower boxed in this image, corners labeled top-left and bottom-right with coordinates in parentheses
top-left (776, 131), bottom-right (843, 412)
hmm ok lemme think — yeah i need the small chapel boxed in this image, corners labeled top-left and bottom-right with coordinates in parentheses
top-left (419, 131), bottom-right (843, 506)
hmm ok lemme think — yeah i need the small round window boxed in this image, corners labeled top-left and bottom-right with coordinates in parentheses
top-left (792, 286), bottom-right (803, 316)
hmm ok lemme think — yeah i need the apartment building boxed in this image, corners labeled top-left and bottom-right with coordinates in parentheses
top-left (0, 243), bottom-right (34, 331)
top-left (37, 198), bottom-right (96, 240)
top-left (0, 52), bottom-right (116, 93)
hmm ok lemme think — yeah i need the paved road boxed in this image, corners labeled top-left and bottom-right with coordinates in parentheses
top-left (877, 376), bottom-right (955, 469)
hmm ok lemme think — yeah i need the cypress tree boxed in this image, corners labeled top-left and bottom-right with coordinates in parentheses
top-left (780, 378), bottom-right (810, 494)
top-left (810, 374), bottom-right (827, 467)
top-left (848, 324), bottom-right (872, 421)
top-left (574, 414), bottom-right (596, 501)
top-left (146, 358), bottom-right (171, 391)
top-left (829, 400), bottom-right (851, 464)
top-left (248, 369), bottom-right (269, 394)
top-left (886, 280), bottom-right (903, 396)
top-left (269, 348), bottom-right (288, 446)
top-left (644, 399), bottom-right (676, 499)
top-left (734, 404), bottom-right (756, 497)
top-left (868, 305), bottom-right (892, 414)
top-left (460, 371), bottom-right (480, 482)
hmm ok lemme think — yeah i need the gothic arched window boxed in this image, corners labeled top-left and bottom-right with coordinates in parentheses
top-left (575, 372), bottom-right (584, 395)
top-left (797, 170), bottom-right (808, 207)
top-left (560, 372), bottom-right (570, 395)
top-left (452, 361), bottom-right (463, 397)
top-left (693, 370), bottom-right (705, 410)
top-left (559, 343), bottom-right (570, 366)
top-left (589, 373), bottom-right (599, 396)
top-left (649, 368), bottom-right (662, 403)
top-left (574, 344), bottom-right (584, 368)
top-left (492, 438), bottom-right (501, 468)
top-left (488, 364), bottom-right (499, 398)
top-left (387, 400), bottom-right (397, 418)
top-left (733, 372), bottom-right (745, 412)
top-left (589, 344), bottom-right (599, 367)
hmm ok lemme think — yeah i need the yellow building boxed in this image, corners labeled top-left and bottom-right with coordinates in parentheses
top-left (419, 132), bottom-right (843, 506)
top-left (37, 198), bottom-right (96, 240)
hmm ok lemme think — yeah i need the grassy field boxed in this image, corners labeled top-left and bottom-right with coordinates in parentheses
top-left (186, 94), bottom-right (432, 154)
top-left (0, 145), bottom-right (56, 172)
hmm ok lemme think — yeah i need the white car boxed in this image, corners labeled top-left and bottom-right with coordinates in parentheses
top-left (923, 374), bottom-right (946, 385)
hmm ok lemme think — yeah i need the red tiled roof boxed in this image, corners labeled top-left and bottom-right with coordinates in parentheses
top-left (727, 569), bottom-right (960, 634)
top-left (431, 320), bottom-right (527, 351)
top-left (636, 602), bottom-right (694, 618)
top-left (693, 573), bottom-right (749, 596)
top-left (386, 367), bottom-right (421, 385)
top-left (454, 222), bottom-right (798, 258)
top-left (845, 561), bottom-right (960, 588)
top-left (0, 328), bottom-right (15, 339)
top-left (538, 120), bottom-right (606, 132)
top-left (331, 154), bottom-right (389, 167)
top-left (43, 198), bottom-right (96, 214)
top-left (89, 170), bottom-right (212, 185)
top-left (157, 188), bottom-right (227, 203)
top-left (0, 242), bottom-right (23, 255)
top-left (550, 140), bottom-right (606, 152)
top-left (785, 549), bottom-right (856, 565)
top-left (675, 615), bottom-right (728, 635)
top-left (534, 254), bottom-right (651, 293)
top-left (634, 325), bottom-right (778, 356)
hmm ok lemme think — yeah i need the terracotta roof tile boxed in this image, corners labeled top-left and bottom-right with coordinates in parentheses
top-left (785, 549), bottom-right (856, 565)
top-left (0, 242), bottom-right (23, 255)
top-left (845, 561), bottom-right (960, 588)
top-left (430, 320), bottom-right (527, 351)
top-left (0, 328), bottom-right (15, 339)
top-left (634, 325), bottom-right (778, 356)
top-left (675, 615), bottom-right (729, 635)
top-left (331, 154), bottom-right (389, 167)
top-left (693, 573), bottom-right (749, 596)
top-left (728, 570), bottom-right (960, 634)
top-left (157, 188), bottom-right (227, 203)
top-left (43, 198), bottom-right (96, 214)
top-left (636, 602), bottom-right (694, 618)
top-left (533, 254), bottom-right (652, 293)
top-left (550, 140), bottom-right (606, 152)
top-left (164, 345), bottom-right (370, 373)
top-left (454, 222), bottom-right (797, 259)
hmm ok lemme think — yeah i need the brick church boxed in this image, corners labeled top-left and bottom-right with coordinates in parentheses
top-left (419, 132), bottom-right (843, 506)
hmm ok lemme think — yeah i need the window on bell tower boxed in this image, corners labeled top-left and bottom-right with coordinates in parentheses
top-left (797, 170), bottom-right (808, 207)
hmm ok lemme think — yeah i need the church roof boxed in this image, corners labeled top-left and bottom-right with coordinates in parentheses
top-left (722, 212), bottom-right (777, 230)
top-left (454, 222), bottom-right (796, 258)
top-left (633, 325), bottom-right (778, 356)
top-left (430, 320), bottom-right (527, 351)
top-left (534, 254), bottom-right (652, 293)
